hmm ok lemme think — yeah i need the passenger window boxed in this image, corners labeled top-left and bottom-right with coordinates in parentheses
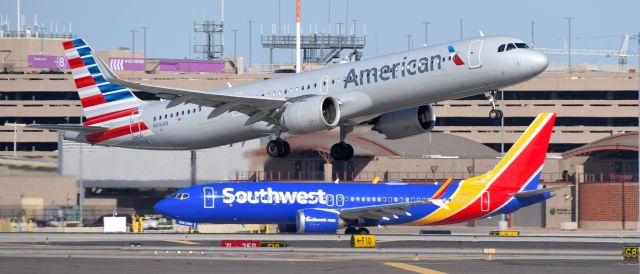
top-left (181, 111), bottom-right (185, 115)
top-left (383, 197), bottom-right (387, 202)
top-left (153, 117), bottom-right (156, 121)
top-left (506, 43), bottom-right (516, 51)
top-left (164, 114), bottom-right (167, 119)
top-left (497, 44), bottom-right (505, 52)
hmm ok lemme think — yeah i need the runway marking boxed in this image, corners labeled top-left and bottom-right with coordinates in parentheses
top-left (164, 240), bottom-right (200, 245)
top-left (385, 262), bottom-right (448, 274)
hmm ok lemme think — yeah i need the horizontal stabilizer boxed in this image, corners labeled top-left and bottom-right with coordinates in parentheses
top-left (26, 124), bottom-right (109, 133)
top-left (511, 185), bottom-right (573, 198)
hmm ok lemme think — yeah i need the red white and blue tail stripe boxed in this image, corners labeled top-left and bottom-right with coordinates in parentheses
top-left (63, 38), bottom-right (144, 126)
top-left (63, 39), bottom-right (150, 144)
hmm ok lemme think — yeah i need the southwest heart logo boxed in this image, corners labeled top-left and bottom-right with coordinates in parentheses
top-left (448, 45), bottom-right (465, 66)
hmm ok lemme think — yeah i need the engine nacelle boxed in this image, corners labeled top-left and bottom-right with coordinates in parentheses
top-left (296, 209), bottom-right (345, 233)
top-left (373, 105), bottom-right (436, 140)
top-left (280, 96), bottom-right (340, 133)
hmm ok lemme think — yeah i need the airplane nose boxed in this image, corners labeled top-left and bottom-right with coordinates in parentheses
top-left (528, 51), bottom-right (549, 73)
top-left (154, 199), bottom-right (170, 216)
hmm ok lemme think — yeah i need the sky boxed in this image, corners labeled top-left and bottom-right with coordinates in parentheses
top-left (2, 0), bottom-right (639, 65)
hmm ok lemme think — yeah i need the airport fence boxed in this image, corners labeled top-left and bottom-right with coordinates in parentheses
top-left (0, 205), bottom-right (135, 227)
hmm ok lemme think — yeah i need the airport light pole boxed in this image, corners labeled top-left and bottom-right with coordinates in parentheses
top-left (565, 17), bottom-right (574, 72)
top-left (247, 20), bottom-right (254, 67)
top-left (130, 29), bottom-right (136, 59)
top-left (140, 26), bottom-right (148, 70)
top-left (5, 123), bottom-right (25, 157)
top-left (422, 21), bottom-right (430, 46)
top-left (232, 29), bottom-right (239, 72)
top-left (459, 18), bottom-right (463, 40)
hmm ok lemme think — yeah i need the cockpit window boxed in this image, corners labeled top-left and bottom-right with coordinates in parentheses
top-left (169, 193), bottom-right (190, 200)
top-left (515, 43), bottom-right (529, 49)
top-left (506, 43), bottom-right (516, 51)
top-left (497, 44), bottom-right (505, 52)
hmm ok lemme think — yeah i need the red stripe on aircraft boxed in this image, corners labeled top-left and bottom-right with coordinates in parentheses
top-left (84, 107), bottom-right (138, 126)
top-left (67, 57), bottom-right (85, 69)
top-left (74, 76), bottom-right (96, 89)
top-left (85, 122), bottom-right (148, 143)
top-left (80, 94), bottom-right (107, 108)
top-left (62, 41), bottom-right (75, 50)
top-left (453, 54), bottom-right (465, 66)
top-left (432, 115), bottom-right (555, 225)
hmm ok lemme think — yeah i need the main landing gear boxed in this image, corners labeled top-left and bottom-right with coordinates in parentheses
top-left (266, 138), bottom-right (290, 158)
top-left (485, 90), bottom-right (503, 121)
top-left (344, 226), bottom-right (370, 235)
top-left (330, 125), bottom-right (354, 161)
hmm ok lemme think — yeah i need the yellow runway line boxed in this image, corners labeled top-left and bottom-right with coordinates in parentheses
top-left (164, 240), bottom-right (200, 245)
top-left (384, 262), bottom-right (448, 274)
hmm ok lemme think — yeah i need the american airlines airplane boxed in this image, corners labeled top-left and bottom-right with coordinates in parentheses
top-left (29, 37), bottom-right (547, 161)
top-left (154, 112), bottom-right (565, 234)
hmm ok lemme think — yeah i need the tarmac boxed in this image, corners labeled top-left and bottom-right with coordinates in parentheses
top-left (1, 227), bottom-right (639, 273)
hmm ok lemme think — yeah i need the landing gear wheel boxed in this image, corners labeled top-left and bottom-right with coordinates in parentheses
top-left (279, 141), bottom-right (290, 158)
top-left (356, 227), bottom-right (370, 235)
top-left (266, 139), bottom-right (290, 158)
top-left (331, 142), bottom-right (354, 161)
top-left (489, 109), bottom-right (503, 120)
top-left (344, 227), bottom-right (357, 234)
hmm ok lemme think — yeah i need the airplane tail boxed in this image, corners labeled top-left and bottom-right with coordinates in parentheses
top-left (63, 38), bottom-right (145, 126)
top-left (480, 112), bottom-right (556, 192)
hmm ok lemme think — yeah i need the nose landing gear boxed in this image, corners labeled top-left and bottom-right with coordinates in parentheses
top-left (485, 90), bottom-right (503, 120)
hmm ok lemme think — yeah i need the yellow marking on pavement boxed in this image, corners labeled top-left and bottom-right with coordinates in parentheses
top-left (385, 262), bottom-right (448, 274)
top-left (164, 240), bottom-right (200, 245)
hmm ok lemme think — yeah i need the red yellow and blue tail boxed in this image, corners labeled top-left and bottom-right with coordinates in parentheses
top-left (63, 39), bottom-right (145, 127)
top-left (409, 112), bottom-right (556, 225)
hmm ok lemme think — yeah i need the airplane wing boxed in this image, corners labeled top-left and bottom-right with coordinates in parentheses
top-left (511, 185), bottom-right (573, 198)
top-left (94, 55), bottom-right (286, 123)
top-left (25, 124), bottom-right (109, 133)
top-left (338, 199), bottom-right (438, 221)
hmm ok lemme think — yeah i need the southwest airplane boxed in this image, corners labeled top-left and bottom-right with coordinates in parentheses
top-left (28, 37), bottom-right (547, 161)
top-left (154, 112), bottom-right (565, 234)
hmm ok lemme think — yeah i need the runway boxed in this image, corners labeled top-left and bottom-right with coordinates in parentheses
top-left (1, 232), bottom-right (638, 273)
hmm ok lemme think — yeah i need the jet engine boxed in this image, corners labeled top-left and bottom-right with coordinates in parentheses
top-left (280, 95), bottom-right (340, 133)
top-left (296, 209), bottom-right (345, 233)
top-left (373, 105), bottom-right (436, 140)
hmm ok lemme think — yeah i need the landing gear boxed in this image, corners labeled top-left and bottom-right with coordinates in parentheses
top-left (344, 227), bottom-right (357, 234)
top-left (331, 142), bottom-right (354, 161)
top-left (344, 227), bottom-right (369, 235)
top-left (331, 125), bottom-right (354, 161)
top-left (484, 90), bottom-right (503, 121)
top-left (266, 139), bottom-right (290, 158)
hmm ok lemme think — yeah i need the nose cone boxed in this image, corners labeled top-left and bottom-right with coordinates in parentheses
top-left (153, 199), bottom-right (171, 217)
top-left (528, 51), bottom-right (549, 74)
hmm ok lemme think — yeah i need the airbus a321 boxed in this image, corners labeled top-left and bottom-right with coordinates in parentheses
top-left (154, 112), bottom-right (566, 234)
top-left (29, 37), bottom-right (547, 161)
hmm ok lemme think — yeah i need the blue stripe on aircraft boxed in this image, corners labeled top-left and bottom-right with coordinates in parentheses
top-left (72, 39), bottom-right (86, 47)
top-left (87, 66), bottom-right (101, 75)
top-left (82, 56), bottom-right (96, 66)
top-left (76, 47), bottom-right (92, 57)
top-left (104, 90), bottom-right (134, 102)
top-left (98, 83), bottom-right (126, 93)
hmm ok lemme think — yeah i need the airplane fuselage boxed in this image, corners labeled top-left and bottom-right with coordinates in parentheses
top-left (65, 36), bottom-right (548, 149)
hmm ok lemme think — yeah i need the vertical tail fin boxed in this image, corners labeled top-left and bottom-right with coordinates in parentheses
top-left (482, 112), bottom-right (556, 192)
top-left (63, 38), bottom-right (144, 126)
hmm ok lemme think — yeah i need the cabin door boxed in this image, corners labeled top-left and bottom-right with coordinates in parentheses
top-left (468, 40), bottom-right (483, 69)
top-left (480, 191), bottom-right (490, 212)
